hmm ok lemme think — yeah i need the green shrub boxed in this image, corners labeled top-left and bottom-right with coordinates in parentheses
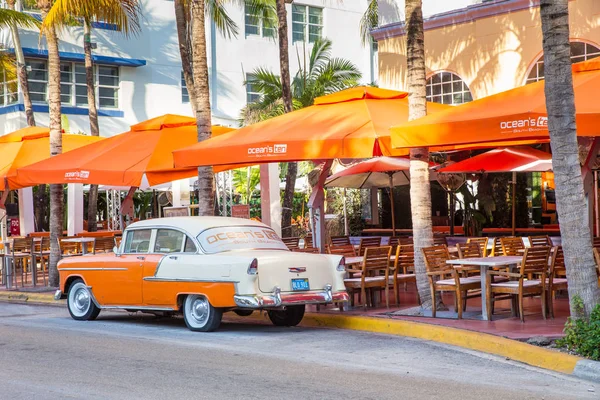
top-left (556, 296), bottom-right (600, 361)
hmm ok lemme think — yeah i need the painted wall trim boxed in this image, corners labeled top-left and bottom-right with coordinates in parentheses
top-left (372, 0), bottom-right (541, 41)
top-left (10, 48), bottom-right (146, 67)
top-left (0, 103), bottom-right (124, 118)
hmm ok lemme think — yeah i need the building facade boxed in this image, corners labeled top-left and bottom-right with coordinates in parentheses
top-left (0, 0), bottom-right (376, 136)
top-left (375, 0), bottom-right (600, 102)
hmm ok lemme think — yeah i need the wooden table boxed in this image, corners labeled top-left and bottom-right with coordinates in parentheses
top-left (446, 256), bottom-right (522, 320)
top-left (62, 237), bottom-right (95, 255)
top-left (1, 238), bottom-right (42, 288)
top-left (344, 256), bottom-right (363, 266)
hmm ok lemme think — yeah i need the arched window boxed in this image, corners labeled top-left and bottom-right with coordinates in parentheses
top-left (526, 41), bottom-right (600, 84)
top-left (426, 72), bottom-right (473, 105)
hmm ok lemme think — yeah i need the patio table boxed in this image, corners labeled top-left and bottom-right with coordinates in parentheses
top-left (61, 237), bottom-right (95, 255)
top-left (344, 256), bottom-right (363, 266)
top-left (1, 238), bottom-right (42, 288)
top-left (446, 256), bottom-right (522, 320)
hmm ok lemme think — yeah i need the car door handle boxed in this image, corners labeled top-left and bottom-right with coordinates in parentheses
top-left (137, 256), bottom-right (146, 261)
top-left (169, 256), bottom-right (178, 260)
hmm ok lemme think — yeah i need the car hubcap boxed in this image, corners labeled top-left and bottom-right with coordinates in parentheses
top-left (73, 287), bottom-right (90, 314)
top-left (190, 297), bottom-right (209, 326)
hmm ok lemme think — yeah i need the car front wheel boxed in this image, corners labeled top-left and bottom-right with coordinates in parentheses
top-left (267, 305), bottom-right (305, 327)
top-left (67, 279), bottom-right (101, 321)
top-left (183, 295), bottom-right (222, 332)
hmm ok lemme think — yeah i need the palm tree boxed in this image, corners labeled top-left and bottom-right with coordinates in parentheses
top-left (360, 0), bottom-right (378, 46)
top-left (43, 0), bottom-right (142, 232)
top-left (404, 0), bottom-right (439, 311)
top-left (241, 38), bottom-right (362, 124)
top-left (37, 0), bottom-right (62, 287)
top-left (539, 0), bottom-right (600, 317)
top-left (232, 166), bottom-right (261, 204)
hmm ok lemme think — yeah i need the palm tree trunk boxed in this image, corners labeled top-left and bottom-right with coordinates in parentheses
top-left (83, 19), bottom-right (99, 232)
top-left (540, 0), bottom-right (600, 318)
top-left (277, 0), bottom-right (296, 237)
top-left (190, 0), bottom-right (214, 215)
top-left (175, 0), bottom-right (196, 114)
top-left (41, 3), bottom-right (63, 287)
top-left (405, 0), bottom-right (438, 311)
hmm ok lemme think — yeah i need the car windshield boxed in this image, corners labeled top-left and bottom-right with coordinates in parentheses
top-left (197, 226), bottom-right (288, 254)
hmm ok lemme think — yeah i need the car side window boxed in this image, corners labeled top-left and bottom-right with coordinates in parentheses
top-left (183, 237), bottom-right (197, 253)
top-left (123, 229), bottom-right (152, 254)
top-left (154, 229), bottom-right (186, 253)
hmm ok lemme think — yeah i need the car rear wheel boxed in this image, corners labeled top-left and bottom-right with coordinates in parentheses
top-left (267, 305), bottom-right (305, 327)
top-left (183, 295), bottom-right (222, 332)
top-left (67, 280), bottom-right (101, 321)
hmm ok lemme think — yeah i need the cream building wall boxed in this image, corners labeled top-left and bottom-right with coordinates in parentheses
top-left (375, 0), bottom-right (600, 99)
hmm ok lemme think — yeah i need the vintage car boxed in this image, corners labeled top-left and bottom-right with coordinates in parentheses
top-left (55, 217), bottom-right (349, 332)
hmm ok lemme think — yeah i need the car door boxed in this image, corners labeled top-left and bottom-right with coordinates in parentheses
top-left (101, 228), bottom-right (151, 306)
top-left (142, 229), bottom-right (196, 307)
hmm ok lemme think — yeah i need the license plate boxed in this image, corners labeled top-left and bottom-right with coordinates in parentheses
top-left (291, 278), bottom-right (310, 291)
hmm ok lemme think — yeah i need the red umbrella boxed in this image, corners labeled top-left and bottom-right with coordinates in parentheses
top-left (438, 147), bottom-right (553, 235)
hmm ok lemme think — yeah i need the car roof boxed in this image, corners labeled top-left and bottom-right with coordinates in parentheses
top-left (126, 216), bottom-right (268, 236)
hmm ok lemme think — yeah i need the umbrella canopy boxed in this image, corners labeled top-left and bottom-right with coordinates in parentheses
top-left (390, 59), bottom-right (600, 151)
top-left (11, 115), bottom-right (235, 189)
top-left (173, 87), bottom-right (451, 168)
top-left (438, 147), bottom-right (553, 173)
top-left (0, 126), bottom-right (103, 190)
top-left (324, 156), bottom-right (413, 188)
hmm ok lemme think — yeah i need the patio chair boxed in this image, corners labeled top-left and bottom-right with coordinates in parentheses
top-left (293, 247), bottom-right (320, 254)
top-left (344, 246), bottom-right (393, 309)
top-left (547, 246), bottom-right (568, 319)
top-left (282, 237), bottom-right (300, 251)
top-left (466, 237), bottom-right (488, 257)
top-left (329, 236), bottom-right (351, 247)
top-left (490, 237), bottom-right (504, 257)
top-left (358, 237), bottom-right (382, 256)
top-left (94, 237), bottom-right (115, 254)
top-left (422, 245), bottom-right (481, 319)
top-left (34, 237), bottom-right (50, 286)
top-left (500, 237), bottom-right (524, 256)
top-left (486, 246), bottom-right (550, 322)
top-left (391, 244), bottom-right (417, 305)
top-left (327, 244), bottom-right (356, 257)
top-left (6, 238), bottom-right (33, 287)
top-left (528, 235), bottom-right (551, 247)
top-left (433, 236), bottom-right (447, 246)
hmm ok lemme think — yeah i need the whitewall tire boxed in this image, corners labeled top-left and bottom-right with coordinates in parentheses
top-left (183, 295), bottom-right (222, 332)
top-left (67, 280), bottom-right (101, 321)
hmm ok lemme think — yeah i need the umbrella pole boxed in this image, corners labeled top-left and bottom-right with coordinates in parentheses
top-left (343, 188), bottom-right (349, 236)
top-left (449, 192), bottom-right (455, 236)
top-left (595, 170), bottom-right (599, 238)
top-left (389, 174), bottom-right (396, 236)
top-left (512, 171), bottom-right (517, 237)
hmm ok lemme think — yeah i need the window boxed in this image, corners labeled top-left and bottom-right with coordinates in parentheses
top-left (25, 59), bottom-right (119, 108)
top-left (526, 41), bottom-right (600, 84)
top-left (22, 0), bottom-right (39, 12)
top-left (181, 71), bottom-right (189, 103)
top-left (426, 72), bottom-right (473, 105)
top-left (154, 229), bottom-right (186, 253)
top-left (1, 70), bottom-right (18, 107)
top-left (245, 73), bottom-right (261, 104)
top-left (123, 229), bottom-right (152, 254)
top-left (184, 237), bottom-right (197, 253)
top-left (292, 5), bottom-right (322, 43)
top-left (245, 0), bottom-right (276, 38)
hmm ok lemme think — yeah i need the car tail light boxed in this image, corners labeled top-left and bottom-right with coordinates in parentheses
top-left (247, 258), bottom-right (258, 275)
top-left (337, 257), bottom-right (346, 272)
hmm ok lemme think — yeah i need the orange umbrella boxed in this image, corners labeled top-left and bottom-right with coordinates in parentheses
top-left (0, 126), bottom-right (104, 190)
top-left (12, 115), bottom-right (235, 189)
top-left (172, 87), bottom-right (451, 168)
top-left (390, 60), bottom-right (600, 151)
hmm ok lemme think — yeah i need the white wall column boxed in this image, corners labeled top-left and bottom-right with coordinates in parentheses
top-left (67, 184), bottom-right (84, 236)
top-left (0, 208), bottom-right (7, 240)
top-left (260, 163), bottom-right (282, 237)
top-left (18, 187), bottom-right (35, 236)
top-left (370, 188), bottom-right (380, 226)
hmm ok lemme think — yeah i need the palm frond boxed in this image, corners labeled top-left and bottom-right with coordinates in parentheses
top-left (245, 67), bottom-right (283, 105)
top-left (308, 38), bottom-right (332, 79)
top-left (206, 0), bottom-right (239, 38)
top-left (360, 0), bottom-right (378, 46)
top-left (43, 0), bottom-right (142, 36)
top-left (0, 52), bottom-right (17, 82)
top-left (0, 8), bottom-right (40, 29)
top-left (315, 58), bottom-right (362, 94)
top-left (244, 0), bottom-right (277, 33)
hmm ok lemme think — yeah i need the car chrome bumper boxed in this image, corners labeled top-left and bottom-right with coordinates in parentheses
top-left (234, 286), bottom-right (350, 308)
top-left (54, 289), bottom-right (63, 301)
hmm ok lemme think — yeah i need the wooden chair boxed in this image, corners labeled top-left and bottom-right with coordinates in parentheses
top-left (422, 245), bottom-right (481, 319)
top-left (282, 237), bottom-right (300, 251)
top-left (6, 238), bottom-right (33, 287)
top-left (547, 246), bottom-right (568, 319)
top-left (59, 237), bottom-right (82, 257)
top-left (490, 237), bottom-right (504, 257)
top-left (528, 235), bottom-right (551, 248)
top-left (293, 247), bottom-right (320, 254)
top-left (34, 237), bottom-right (50, 285)
top-left (433, 236), bottom-right (447, 246)
top-left (358, 237), bottom-right (382, 256)
top-left (344, 246), bottom-right (393, 309)
top-left (327, 244), bottom-right (356, 257)
top-left (457, 242), bottom-right (482, 259)
top-left (466, 237), bottom-right (488, 257)
top-left (329, 236), bottom-right (351, 247)
top-left (94, 237), bottom-right (115, 254)
top-left (391, 244), bottom-right (417, 305)
top-left (486, 246), bottom-right (550, 322)
top-left (500, 237), bottom-right (524, 256)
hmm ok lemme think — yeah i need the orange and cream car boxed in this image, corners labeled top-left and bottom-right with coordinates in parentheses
top-left (55, 217), bottom-right (349, 332)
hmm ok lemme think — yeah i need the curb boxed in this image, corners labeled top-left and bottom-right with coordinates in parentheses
top-left (0, 291), bottom-right (64, 306)
top-left (573, 359), bottom-right (600, 382)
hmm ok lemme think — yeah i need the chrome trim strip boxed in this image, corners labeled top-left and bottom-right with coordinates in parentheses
top-left (143, 277), bottom-right (240, 283)
top-left (59, 267), bottom-right (128, 271)
top-left (101, 306), bottom-right (177, 311)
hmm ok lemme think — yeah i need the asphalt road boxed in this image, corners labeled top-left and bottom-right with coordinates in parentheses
top-left (0, 303), bottom-right (596, 400)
